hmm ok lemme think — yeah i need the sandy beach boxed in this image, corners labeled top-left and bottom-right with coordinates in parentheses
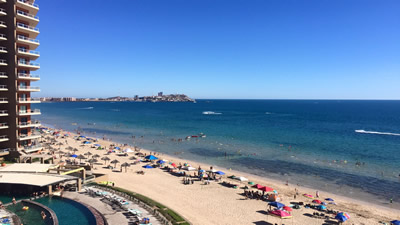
top-left (42, 128), bottom-right (399, 225)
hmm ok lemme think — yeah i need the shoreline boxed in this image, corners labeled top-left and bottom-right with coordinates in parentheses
top-left (40, 125), bottom-right (400, 224)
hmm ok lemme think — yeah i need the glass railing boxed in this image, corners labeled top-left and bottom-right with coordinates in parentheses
top-left (18, 86), bottom-right (40, 90)
top-left (17, 22), bottom-right (39, 32)
top-left (0, 85), bottom-right (7, 89)
top-left (0, 135), bottom-right (8, 139)
top-left (17, 10), bottom-right (39, 20)
top-left (18, 121), bottom-right (40, 126)
top-left (18, 61), bottom-right (40, 67)
top-left (18, 98), bottom-right (40, 102)
top-left (18, 48), bottom-right (40, 55)
top-left (17, 35), bottom-right (40, 43)
top-left (0, 60), bottom-right (6, 64)
top-left (21, 144), bottom-right (42, 151)
top-left (17, 73), bottom-right (40, 79)
top-left (0, 98), bottom-right (7, 102)
top-left (18, 109), bottom-right (41, 114)
top-left (0, 47), bottom-right (6, 52)
top-left (0, 34), bottom-right (6, 39)
top-left (0, 21), bottom-right (6, 27)
top-left (0, 123), bottom-right (7, 127)
top-left (0, 110), bottom-right (8, 114)
top-left (18, 133), bottom-right (41, 139)
top-left (0, 9), bottom-right (6, 14)
top-left (0, 72), bottom-right (7, 78)
top-left (17, 0), bottom-right (39, 9)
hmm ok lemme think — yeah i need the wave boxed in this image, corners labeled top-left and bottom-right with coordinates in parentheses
top-left (202, 111), bottom-right (222, 115)
top-left (111, 109), bottom-right (120, 111)
top-left (265, 112), bottom-right (274, 115)
top-left (355, 130), bottom-right (400, 136)
top-left (79, 107), bottom-right (94, 110)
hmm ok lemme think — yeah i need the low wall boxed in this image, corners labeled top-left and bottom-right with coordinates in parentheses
top-left (22, 200), bottom-right (59, 225)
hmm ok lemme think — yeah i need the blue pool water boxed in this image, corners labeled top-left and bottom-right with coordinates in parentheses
top-left (37, 100), bottom-right (400, 207)
top-left (7, 202), bottom-right (49, 225)
top-left (35, 197), bottom-right (96, 225)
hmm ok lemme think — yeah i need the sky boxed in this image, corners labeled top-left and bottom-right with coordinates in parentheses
top-left (35, 0), bottom-right (400, 99)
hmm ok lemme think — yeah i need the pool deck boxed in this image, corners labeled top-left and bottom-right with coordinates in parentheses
top-left (0, 208), bottom-right (21, 225)
top-left (64, 190), bottom-right (162, 225)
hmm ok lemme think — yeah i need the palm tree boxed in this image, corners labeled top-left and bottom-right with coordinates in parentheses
top-left (101, 156), bottom-right (110, 165)
top-left (121, 162), bottom-right (130, 172)
top-left (110, 159), bottom-right (120, 168)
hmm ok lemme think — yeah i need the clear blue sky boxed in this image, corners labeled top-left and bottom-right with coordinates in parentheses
top-left (35, 0), bottom-right (400, 99)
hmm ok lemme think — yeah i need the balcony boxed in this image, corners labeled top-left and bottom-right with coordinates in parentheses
top-left (16, 22), bottom-right (39, 38)
top-left (18, 109), bottom-right (41, 116)
top-left (18, 86), bottom-right (40, 92)
top-left (0, 59), bottom-right (7, 66)
top-left (17, 73), bottom-right (40, 81)
top-left (17, 121), bottom-right (41, 128)
top-left (17, 133), bottom-right (41, 141)
top-left (0, 97), bottom-right (7, 103)
top-left (17, 48), bottom-right (40, 60)
top-left (0, 110), bottom-right (8, 116)
top-left (0, 34), bottom-right (6, 41)
top-left (0, 8), bottom-right (6, 16)
top-left (16, 0), bottom-right (39, 15)
top-left (0, 135), bottom-right (8, 143)
top-left (0, 122), bottom-right (8, 129)
top-left (19, 144), bottom-right (43, 153)
top-left (0, 21), bottom-right (6, 28)
top-left (0, 85), bottom-right (7, 91)
top-left (0, 72), bottom-right (7, 78)
top-left (17, 60), bottom-right (40, 70)
top-left (17, 35), bottom-right (40, 49)
top-left (0, 46), bottom-right (6, 54)
top-left (16, 10), bottom-right (39, 26)
top-left (18, 97), bottom-right (40, 103)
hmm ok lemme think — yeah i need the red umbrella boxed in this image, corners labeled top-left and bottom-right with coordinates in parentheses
top-left (312, 199), bottom-right (322, 204)
top-left (171, 163), bottom-right (177, 168)
top-left (259, 186), bottom-right (274, 192)
top-left (252, 184), bottom-right (264, 189)
top-left (283, 206), bottom-right (292, 212)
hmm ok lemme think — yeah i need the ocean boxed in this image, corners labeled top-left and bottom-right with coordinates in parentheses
top-left (37, 100), bottom-right (400, 207)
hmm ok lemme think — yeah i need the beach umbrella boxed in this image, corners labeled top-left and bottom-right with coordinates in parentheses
top-left (66, 146), bottom-right (73, 150)
top-left (145, 155), bottom-right (158, 160)
top-left (94, 144), bottom-right (101, 147)
top-left (84, 152), bottom-right (93, 157)
top-left (115, 147), bottom-right (121, 150)
top-left (252, 184), bottom-right (264, 189)
top-left (79, 135), bottom-right (86, 138)
top-left (143, 165), bottom-right (154, 169)
top-left (268, 202), bottom-right (285, 208)
top-left (303, 194), bottom-right (314, 199)
top-left (73, 148), bottom-right (79, 153)
top-left (215, 171), bottom-right (225, 175)
top-left (183, 166), bottom-right (196, 171)
top-left (77, 154), bottom-right (86, 163)
top-left (129, 156), bottom-right (137, 160)
top-left (335, 212), bottom-right (350, 222)
top-left (269, 209), bottom-right (292, 219)
top-left (92, 154), bottom-right (100, 159)
top-left (200, 173), bottom-right (208, 178)
top-left (110, 159), bottom-right (120, 168)
top-left (208, 169), bottom-right (218, 173)
top-left (235, 176), bottom-right (248, 182)
top-left (317, 205), bottom-right (327, 210)
top-left (101, 156), bottom-right (110, 165)
top-left (260, 186), bottom-right (274, 193)
top-left (71, 154), bottom-right (78, 158)
top-left (124, 148), bottom-right (134, 153)
top-left (391, 220), bottom-right (400, 225)
top-left (171, 163), bottom-right (177, 168)
top-left (121, 162), bottom-right (130, 172)
top-left (312, 199), bottom-right (322, 204)
top-left (56, 150), bottom-right (65, 157)
top-left (325, 198), bottom-right (334, 201)
top-left (157, 160), bottom-right (166, 164)
top-left (199, 169), bottom-right (206, 173)
top-left (283, 206), bottom-right (292, 212)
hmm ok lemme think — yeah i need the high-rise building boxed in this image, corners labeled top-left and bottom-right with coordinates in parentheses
top-left (0, 0), bottom-right (41, 157)
top-left (158, 92), bottom-right (163, 97)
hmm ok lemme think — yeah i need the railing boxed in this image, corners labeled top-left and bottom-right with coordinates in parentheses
top-left (17, 0), bottom-right (39, 9)
top-left (18, 61), bottom-right (40, 67)
top-left (0, 135), bottom-right (8, 139)
top-left (18, 97), bottom-right (41, 102)
top-left (0, 21), bottom-right (6, 27)
top-left (18, 133), bottom-right (41, 139)
top-left (0, 47), bottom-right (6, 52)
top-left (17, 22), bottom-right (39, 32)
top-left (18, 121), bottom-right (40, 126)
top-left (0, 110), bottom-right (8, 114)
top-left (18, 86), bottom-right (40, 90)
top-left (0, 72), bottom-right (7, 78)
top-left (0, 34), bottom-right (6, 39)
top-left (18, 109), bottom-right (41, 114)
top-left (20, 144), bottom-right (42, 151)
top-left (0, 97), bottom-right (7, 102)
top-left (17, 73), bottom-right (40, 79)
top-left (17, 10), bottom-right (39, 20)
top-left (0, 59), bottom-right (7, 64)
top-left (0, 123), bottom-right (7, 127)
top-left (0, 9), bottom-right (6, 14)
top-left (17, 35), bottom-right (40, 43)
top-left (18, 48), bottom-right (40, 55)
top-left (0, 85), bottom-right (7, 89)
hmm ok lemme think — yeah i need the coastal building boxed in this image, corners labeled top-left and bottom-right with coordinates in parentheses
top-left (0, 0), bottom-right (41, 157)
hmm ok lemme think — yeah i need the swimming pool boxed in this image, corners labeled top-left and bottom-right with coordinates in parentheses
top-left (35, 196), bottom-right (96, 225)
top-left (7, 202), bottom-right (50, 225)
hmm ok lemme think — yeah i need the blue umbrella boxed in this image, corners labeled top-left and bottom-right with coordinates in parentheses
top-left (317, 205), bottom-right (327, 210)
top-left (79, 136), bottom-right (86, 138)
top-left (325, 198), bottom-right (334, 201)
top-left (268, 202), bottom-right (285, 208)
top-left (335, 213), bottom-right (349, 222)
top-left (115, 147), bottom-right (121, 150)
top-left (216, 171), bottom-right (225, 175)
top-left (199, 169), bottom-right (206, 173)
top-left (143, 165), bottom-right (154, 169)
top-left (94, 144), bottom-right (101, 146)
top-left (145, 155), bottom-right (158, 160)
top-left (157, 160), bottom-right (166, 164)
top-left (71, 154), bottom-right (78, 158)
top-left (391, 220), bottom-right (400, 225)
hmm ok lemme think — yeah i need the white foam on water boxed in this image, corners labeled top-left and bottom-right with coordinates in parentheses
top-left (355, 129), bottom-right (400, 136)
top-left (79, 107), bottom-right (94, 110)
top-left (202, 111), bottom-right (222, 115)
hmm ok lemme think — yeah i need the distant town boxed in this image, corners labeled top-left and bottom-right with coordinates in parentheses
top-left (40, 92), bottom-right (196, 103)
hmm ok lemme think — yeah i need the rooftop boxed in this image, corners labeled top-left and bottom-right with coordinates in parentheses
top-left (0, 172), bottom-right (76, 187)
top-left (0, 163), bottom-right (57, 173)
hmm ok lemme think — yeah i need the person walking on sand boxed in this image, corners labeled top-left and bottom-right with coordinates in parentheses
top-left (316, 190), bottom-right (319, 198)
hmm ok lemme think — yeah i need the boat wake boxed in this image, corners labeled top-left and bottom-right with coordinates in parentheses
top-left (202, 111), bottom-right (222, 115)
top-left (79, 107), bottom-right (94, 110)
top-left (355, 130), bottom-right (400, 136)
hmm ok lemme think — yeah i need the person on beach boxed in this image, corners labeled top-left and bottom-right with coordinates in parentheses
top-left (12, 197), bottom-right (16, 205)
top-left (316, 190), bottom-right (319, 198)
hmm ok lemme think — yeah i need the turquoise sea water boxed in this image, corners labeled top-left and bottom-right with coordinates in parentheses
top-left (37, 100), bottom-right (400, 207)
